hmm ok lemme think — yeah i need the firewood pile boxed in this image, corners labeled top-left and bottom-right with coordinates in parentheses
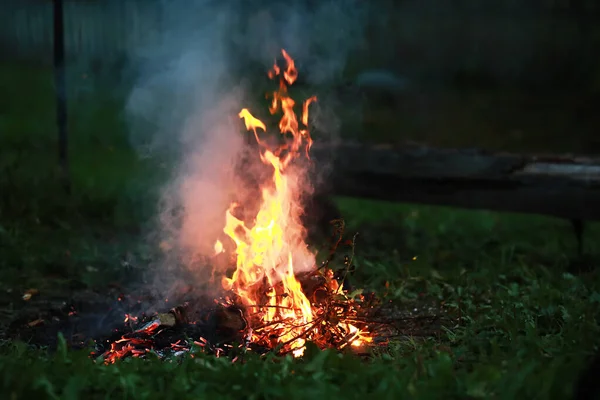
top-left (3, 231), bottom-right (447, 364)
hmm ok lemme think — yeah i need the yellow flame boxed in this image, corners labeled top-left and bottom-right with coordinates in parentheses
top-left (216, 49), bottom-right (368, 356)
top-left (214, 240), bottom-right (224, 255)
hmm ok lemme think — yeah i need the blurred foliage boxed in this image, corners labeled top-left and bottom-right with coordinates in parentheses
top-left (0, 63), bottom-right (160, 228)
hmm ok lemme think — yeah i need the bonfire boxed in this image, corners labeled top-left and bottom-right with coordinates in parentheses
top-left (93, 50), bottom-right (383, 363)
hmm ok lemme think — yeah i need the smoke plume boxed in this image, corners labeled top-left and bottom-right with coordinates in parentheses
top-left (124, 0), bottom-right (368, 299)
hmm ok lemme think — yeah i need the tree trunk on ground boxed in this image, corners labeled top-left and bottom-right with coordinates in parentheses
top-left (310, 142), bottom-right (600, 221)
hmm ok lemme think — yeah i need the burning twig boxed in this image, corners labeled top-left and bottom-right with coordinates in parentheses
top-left (317, 218), bottom-right (346, 272)
top-left (335, 232), bottom-right (359, 294)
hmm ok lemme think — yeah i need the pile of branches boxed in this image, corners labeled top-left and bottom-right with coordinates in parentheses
top-left (6, 219), bottom-right (448, 363)
top-left (93, 220), bottom-right (393, 363)
top-left (92, 264), bottom-right (388, 363)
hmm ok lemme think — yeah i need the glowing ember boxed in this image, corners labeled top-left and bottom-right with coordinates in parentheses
top-left (123, 313), bottom-right (138, 324)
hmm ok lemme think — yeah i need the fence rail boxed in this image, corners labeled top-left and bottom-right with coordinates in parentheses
top-left (311, 143), bottom-right (600, 222)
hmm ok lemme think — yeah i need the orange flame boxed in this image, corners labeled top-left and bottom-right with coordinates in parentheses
top-left (217, 49), bottom-right (368, 356)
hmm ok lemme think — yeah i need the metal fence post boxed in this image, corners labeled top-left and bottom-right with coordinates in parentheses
top-left (53, 0), bottom-right (70, 193)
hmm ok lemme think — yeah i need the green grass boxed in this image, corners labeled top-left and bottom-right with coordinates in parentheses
top-left (1, 61), bottom-right (600, 399)
top-left (337, 89), bottom-right (600, 154)
top-left (1, 204), bottom-right (599, 399)
top-left (0, 62), bottom-right (158, 227)
top-left (0, 62), bottom-right (160, 290)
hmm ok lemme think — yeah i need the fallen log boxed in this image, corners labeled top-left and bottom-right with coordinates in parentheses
top-left (310, 142), bottom-right (600, 221)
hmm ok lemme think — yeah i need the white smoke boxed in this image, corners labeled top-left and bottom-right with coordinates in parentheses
top-left (124, 0), bottom-right (369, 297)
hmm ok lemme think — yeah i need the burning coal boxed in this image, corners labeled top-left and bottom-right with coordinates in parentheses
top-left (95, 50), bottom-right (380, 363)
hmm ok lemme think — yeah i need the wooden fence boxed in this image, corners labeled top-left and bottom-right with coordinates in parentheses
top-left (0, 1), bottom-right (161, 64)
top-left (1, 0), bottom-right (596, 87)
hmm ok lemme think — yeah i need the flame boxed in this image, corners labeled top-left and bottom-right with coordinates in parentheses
top-left (220, 49), bottom-right (316, 356)
top-left (215, 49), bottom-right (369, 356)
top-left (214, 239), bottom-right (224, 255)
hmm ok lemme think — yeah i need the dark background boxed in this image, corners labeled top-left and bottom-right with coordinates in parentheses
top-left (2, 0), bottom-right (600, 155)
